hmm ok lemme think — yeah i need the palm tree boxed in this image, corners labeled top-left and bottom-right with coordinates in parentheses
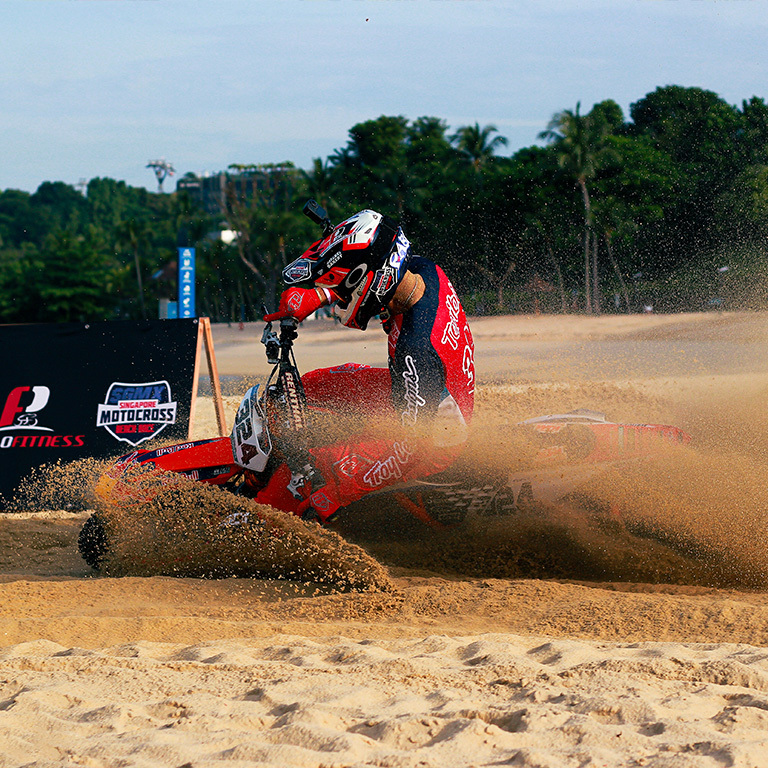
top-left (539, 103), bottom-right (614, 313)
top-left (450, 123), bottom-right (508, 171)
top-left (593, 195), bottom-right (635, 313)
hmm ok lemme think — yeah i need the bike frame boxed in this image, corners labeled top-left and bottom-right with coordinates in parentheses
top-left (260, 317), bottom-right (324, 500)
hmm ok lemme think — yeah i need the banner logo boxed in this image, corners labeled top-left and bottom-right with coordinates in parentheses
top-left (96, 381), bottom-right (178, 446)
top-left (0, 386), bottom-right (53, 432)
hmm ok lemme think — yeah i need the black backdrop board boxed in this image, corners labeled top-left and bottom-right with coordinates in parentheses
top-left (0, 319), bottom-right (201, 503)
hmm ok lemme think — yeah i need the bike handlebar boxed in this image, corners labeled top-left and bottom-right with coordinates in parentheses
top-left (261, 317), bottom-right (298, 366)
top-left (261, 197), bottom-right (332, 365)
top-left (254, 199), bottom-right (334, 502)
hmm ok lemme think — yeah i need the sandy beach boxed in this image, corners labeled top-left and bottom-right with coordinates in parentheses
top-left (3, 310), bottom-right (768, 767)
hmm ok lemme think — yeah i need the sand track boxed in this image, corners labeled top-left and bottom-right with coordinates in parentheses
top-left (4, 311), bottom-right (768, 766)
top-left (2, 512), bottom-right (768, 766)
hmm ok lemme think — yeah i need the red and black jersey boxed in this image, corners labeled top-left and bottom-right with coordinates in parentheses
top-left (387, 256), bottom-right (474, 429)
top-left (255, 256), bottom-right (475, 519)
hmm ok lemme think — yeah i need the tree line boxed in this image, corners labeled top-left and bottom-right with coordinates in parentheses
top-left (3, 84), bottom-right (768, 324)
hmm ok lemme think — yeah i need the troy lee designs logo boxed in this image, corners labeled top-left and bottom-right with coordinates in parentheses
top-left (441, 293), bottom-right (462, 350)
top-left (362, 441), bottom-right (414, 487)
top-left (401, 355), bottom-right (426, 427)
top-left (333, 453), bottom-right (371, 477)
top-left (96, 381), bottom-right (178, 446)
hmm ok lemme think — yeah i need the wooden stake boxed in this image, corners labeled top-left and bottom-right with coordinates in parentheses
top-left (188, 317), bottom-right (227, 440)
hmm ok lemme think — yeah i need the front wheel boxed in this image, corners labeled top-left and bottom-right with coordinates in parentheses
top-left (78, 514), bottom-right (111, 571)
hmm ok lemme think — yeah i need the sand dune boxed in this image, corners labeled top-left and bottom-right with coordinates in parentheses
top-left (3, 311), bottom-right (768, 767)
top-left (2, 631), bottom-right (768, 767)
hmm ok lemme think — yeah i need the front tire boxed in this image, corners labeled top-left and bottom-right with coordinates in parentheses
top-left (78, 514), bottom-right (110, 571)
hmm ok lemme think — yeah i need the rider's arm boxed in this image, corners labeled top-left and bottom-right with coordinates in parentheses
top-left (264, 286), bottom-right (334, 322)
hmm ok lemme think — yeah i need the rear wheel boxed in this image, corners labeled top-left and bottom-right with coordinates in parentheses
top-left (78, 514), bottom-right (110, 571)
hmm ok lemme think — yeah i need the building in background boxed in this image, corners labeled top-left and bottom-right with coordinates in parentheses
top-left (176, 165), bottom-right (299, 215)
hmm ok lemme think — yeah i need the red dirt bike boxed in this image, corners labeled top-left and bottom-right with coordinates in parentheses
top-left (78, 309), bottom-right (692, 570)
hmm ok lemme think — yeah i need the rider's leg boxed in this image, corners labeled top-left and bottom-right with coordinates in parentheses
top-left (251, 366), bottom-right (394, 517)
top-left (252, 462), bottom-right (304, 516)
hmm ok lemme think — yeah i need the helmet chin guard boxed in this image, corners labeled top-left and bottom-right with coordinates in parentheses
top-left (283, 209), bottom-right (412, 330)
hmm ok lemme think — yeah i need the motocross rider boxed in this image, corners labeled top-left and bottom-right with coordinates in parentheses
top-left (256, 208), bottom-right (475, 523)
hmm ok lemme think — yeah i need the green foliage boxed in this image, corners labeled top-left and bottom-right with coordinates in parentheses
top-left (450, 122), bottom-right (508, 171)
top-left (5, 84), bottom-right (768, 322)
top-left (0, 228), bottom-right (117, 322)
top-left (0, 175), bottom-right (203, 323)
top-left (217, 163), bottom-right (314, 315)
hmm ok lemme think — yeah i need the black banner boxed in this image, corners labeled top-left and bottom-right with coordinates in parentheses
top-left (0, 319), bottom-right (201, 504)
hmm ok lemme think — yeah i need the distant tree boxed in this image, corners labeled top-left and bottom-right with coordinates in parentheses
top-left (629, 85), bottom-right (742, 258)
top-left (301, 157), bottom-right (336, 216)
top-left (592, 134), bottom-right (678, 282)
top-left (0, 189), bottom-right (35, 247)
top-left (329, 115), bottom-right (412, 215)
top-left (630, 85), bottom-right (740, 170)
top-left (395, 116), bottom-right (462, 252)
top-left (26, 228), bottom-right (115, 322)
top-left (86, 177), bottom-right (134, 231)
top-left (506, 145), bottom-right (581, 312)
top-left (450, 122), bottom-right (508, 172)
top-left (407, 116), bottom-right (455, 171)
top-left (402, 117), bottom-right (457, 220)
top-left (115, 218), bottom-right (151, 320)
top-left (716, 164), bottom-right (768, 242)
top-left (221, 164), bottom-right (313, 313)
top-left (738, 97), bottom-right (768, 166)
top-left (30, 181), bottom-right (86, 229)
top-left (0, 243), bottom-right (40, 321)
top-left (589, 99), bottom-right (625, 134)
top-left (540, 102), bottom-right (617, 312)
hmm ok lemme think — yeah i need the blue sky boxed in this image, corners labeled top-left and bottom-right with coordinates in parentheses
top-left (2, 0), bottom-right (768, 193)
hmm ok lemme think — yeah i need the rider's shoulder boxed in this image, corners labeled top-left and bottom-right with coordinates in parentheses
top-left (408, 254), bottom-right (435, 273)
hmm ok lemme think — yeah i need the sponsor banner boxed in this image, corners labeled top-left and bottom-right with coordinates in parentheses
top-left (0, 319), bottom-right (200, 502)
top-left (178, 247), bottom-right (196, 318)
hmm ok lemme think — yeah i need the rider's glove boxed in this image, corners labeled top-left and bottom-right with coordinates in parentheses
top-left (264, 287), bottom-right (333, 323)
top-left (298, 483), bottom-right (342, 524)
